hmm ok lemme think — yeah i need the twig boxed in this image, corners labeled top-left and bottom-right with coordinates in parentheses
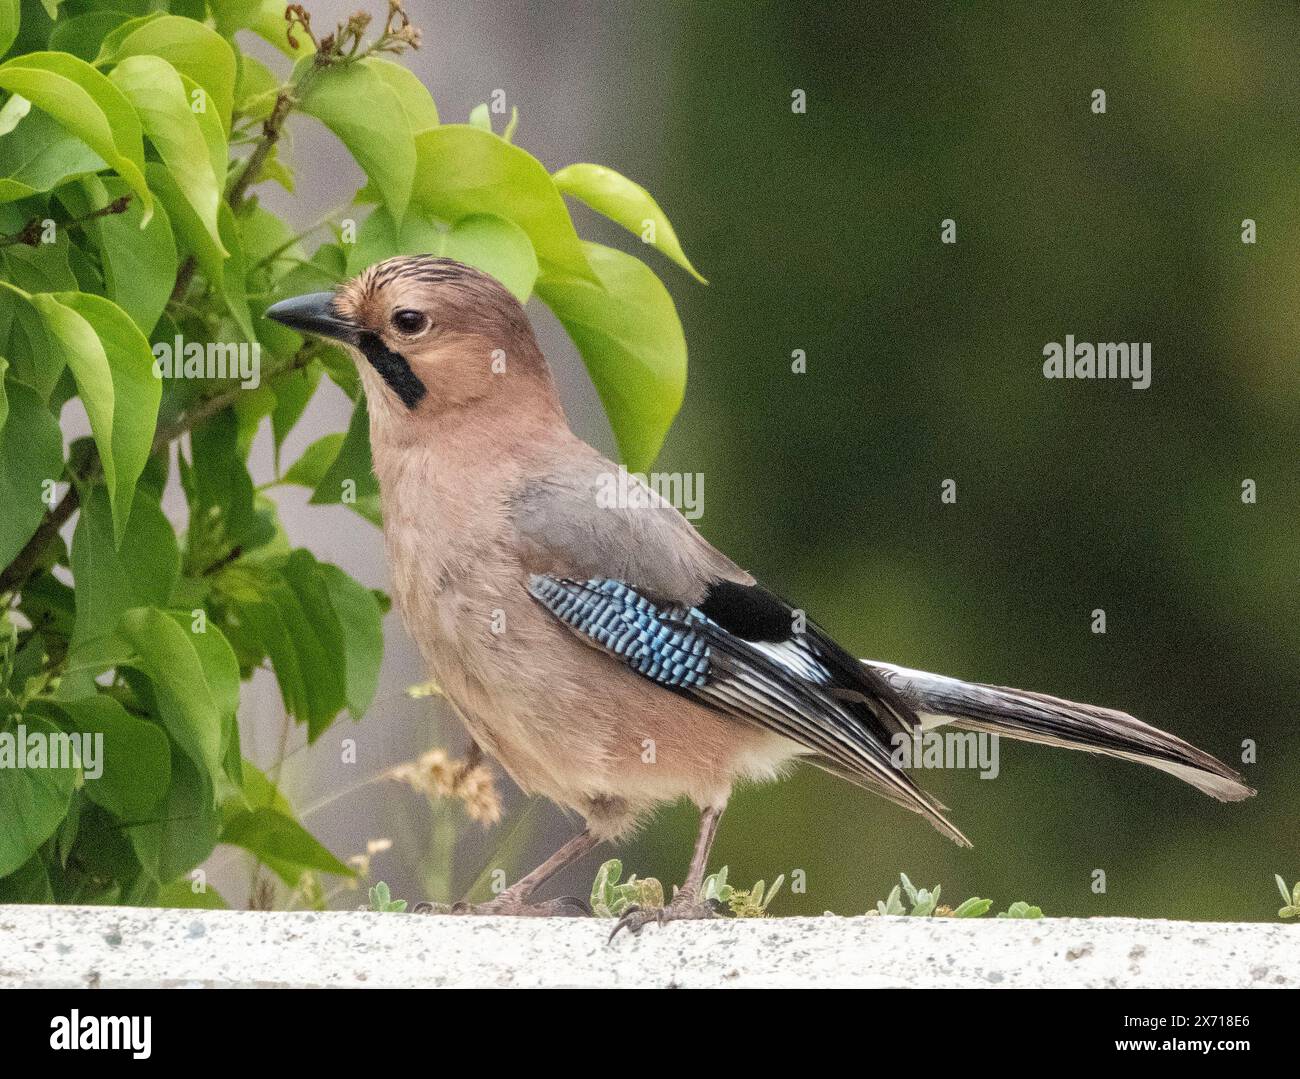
top-left (0, 196), bottom-right (132, 249)
top-left (226, 87), bottom-right (297, 211)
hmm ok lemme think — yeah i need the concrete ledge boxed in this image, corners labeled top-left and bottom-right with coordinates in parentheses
top-left (1, 905), bottom-right (1295, 988)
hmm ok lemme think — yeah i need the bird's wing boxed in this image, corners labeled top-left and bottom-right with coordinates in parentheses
top-left (510, 459), bottom-right (969, 845)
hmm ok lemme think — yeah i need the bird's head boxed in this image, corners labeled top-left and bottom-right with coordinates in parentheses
top-left (266, 256), bottom-right (560, 439)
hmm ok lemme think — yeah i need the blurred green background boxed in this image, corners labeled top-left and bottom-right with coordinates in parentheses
top-left (596, 2), bottom-right (1298, 920)
top-left (245, 2), bottom-right (1297, 920)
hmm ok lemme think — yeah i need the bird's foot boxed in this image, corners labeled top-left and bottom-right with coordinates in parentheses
top-left (608, 890), bottom-right (721, 941)
top-left (413, 894), bottom-right (592, 918)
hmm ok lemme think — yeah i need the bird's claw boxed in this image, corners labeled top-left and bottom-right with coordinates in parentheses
top-left (608, 896), bottom-right (721, 941)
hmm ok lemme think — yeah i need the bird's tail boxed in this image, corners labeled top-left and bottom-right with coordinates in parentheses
top-left (864, 661), bottom-right (1254, 803)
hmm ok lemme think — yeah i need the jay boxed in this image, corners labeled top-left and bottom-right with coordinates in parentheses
top-left (267, 257), bottom-right (1253, 932)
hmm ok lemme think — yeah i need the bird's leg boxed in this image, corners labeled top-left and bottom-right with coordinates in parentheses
top-left (610, 805), bottom-right (726, 938)
top-left (416, 828), bottom-right (602, 918)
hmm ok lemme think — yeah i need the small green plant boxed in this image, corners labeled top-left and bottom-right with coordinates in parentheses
top-left (589, 860), bottom-right (782, 918)
top-left (869, 873), bottom-right (1036, 918)
top-left (1276, 875), bottom-right (1300, 919)
top-left (589, 859), bottom-right (665, 918)
top-left (700, 865), bottom-right (735, 906)
top-left (367, 881), bottom-right (406, 913)
top-left (700, 865), bottom-right (785, 917)
top-left (997, 901), bottom-right (1043, 919)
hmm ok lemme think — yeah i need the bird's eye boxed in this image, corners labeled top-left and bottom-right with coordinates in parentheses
top-left (391, 308), bottom-right (428, 335)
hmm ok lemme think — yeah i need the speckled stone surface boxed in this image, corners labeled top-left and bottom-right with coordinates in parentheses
top-left (0, 905), bottom-right (1294, 988)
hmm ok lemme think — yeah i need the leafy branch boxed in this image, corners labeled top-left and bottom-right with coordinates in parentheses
top-left (0, 0), bottom-right (701, 909)
top-left (0, 345), bottom-right (319, 599)
top-left (227, 1), bottom-right (420, 211)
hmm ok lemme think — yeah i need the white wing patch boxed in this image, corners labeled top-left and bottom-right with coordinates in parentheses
top-left (748, 638), bottom-right (833, 685)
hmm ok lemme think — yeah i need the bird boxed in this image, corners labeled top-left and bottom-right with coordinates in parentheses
top-left (266, 256), bottom-right (1254, 934)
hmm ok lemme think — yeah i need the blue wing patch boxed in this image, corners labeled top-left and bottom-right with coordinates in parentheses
top-left (527, 576), bottom-right (712, 689)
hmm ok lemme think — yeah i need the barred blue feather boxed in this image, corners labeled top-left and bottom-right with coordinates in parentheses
top-left (528, 573), bottom-right (973, 847)
top-left (527, 576), bottom-right (712, 689)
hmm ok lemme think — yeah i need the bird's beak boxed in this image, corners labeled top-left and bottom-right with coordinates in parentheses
top-left (264, 291), bottom-right (357, 344)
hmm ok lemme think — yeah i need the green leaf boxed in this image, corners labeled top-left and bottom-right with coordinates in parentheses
top-left (369, 57), bottom-right (438, 132)
top-left (127, 748), bottom-right (220, 885)
top-left (411, 125), bottom-right (596, 282)
top-left (441, 213), bottom-right (538, 303)
top-left (0, 715), bottom-right (77, 877)
top-left (368, 880), bottom-right (405, 912)
top-left (590, 858), bottom-right (623, 917)
top-left (55, 694), bottom-right (171, 820)
top-left (345, 207), bottom-right (537, 303)
top-left (217, 553), bottom-right (349, 740)
top-left (29, 289), bottom-right (161, 542)
top-left (0, 282), bottom-right (62, 398)
top-left (209, 0), bottom-right (265, 36)
top-left (0, 0), bottom-right (18, 57)
top-left (230, 757), bottom-right (293, 816)
top-left (536, 242), bottom-right (686, 471)
top-left (0, 378), bottom-right (62, 570)
top-left (298, 56), bottom-right (414, 222)
top-left (233, 52), bottom-right (278, 121)
top-left (553, 162), bottom-right (706, 283)
top-left (245, 0), bottom-right (315, 60)
top-left (309, 395), bottom-right (381, 526)
top-left (277, 431), bottom-right (343, 488)
top-left (216, 201), bottom-right (255, 340)
top-left (221, 806), bottom-right (353, 884)
top-left (109, 54), bottom-right (227, 260)
top-left (116, 606), bottom-right (225, 804)
top-left (162, 607), bottom-right (240, 746)
top-left (344, 203), bottom-right (441, 277)
top-left (269, 361), bottom-right (321, 468)
top-left (155, 876), bottom-right (228, 909)
top-left (61, 176), bottom-right (177, 335)
top-left (899, 872), bottom-right (918, 905)
top-left (186, 407), bottom-right (273, 562)
top-left (998, 901), bottom-right (1044, 919)
top-left (316, 562), bottom-right (383, 718)
top-left (0, 51), bottom-right (153, 223)
top-left (0, 854), bottom-right (54, 903)
top-left (0, 103), bottom-right (105, 204)
top-left (274, 549), bottom-right (347, 736)
top-left (99, 15), bottom-right (237, 134)
top-left (48, 11), bottom-right (133, 62)
top-left (1, 232), bottom-right (78, 293)
top-left (145, 161), bottom-right (226, 296)
top-left (66, 486), bottom-right (178, 686)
